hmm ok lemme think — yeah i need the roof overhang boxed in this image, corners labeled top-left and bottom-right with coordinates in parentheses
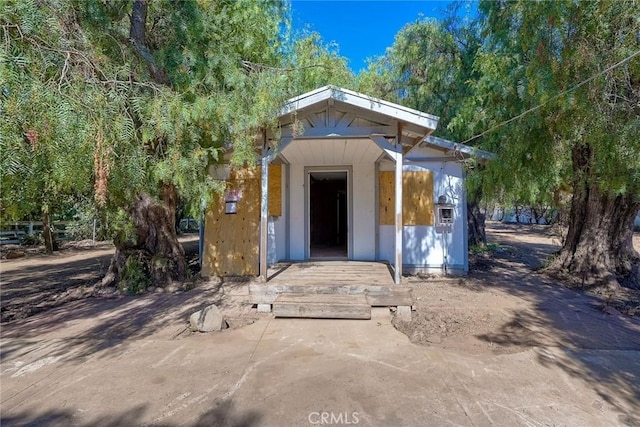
top-left (280, 86), bottom-right (439, 130)
top-left (421, 135), bottom-right (495, 163)
top-left (271, 86), bottom-right (440, 154)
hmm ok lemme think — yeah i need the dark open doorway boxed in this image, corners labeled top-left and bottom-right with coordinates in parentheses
top-left (309, 171), bottom-right (348, 259)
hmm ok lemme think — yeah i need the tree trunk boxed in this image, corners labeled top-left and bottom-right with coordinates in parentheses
top-left (101, 183), bottom-right (187, 293)
top-left (129, 0), bottom-right (170, 85)
top-left (467, 195), bottom-right (487, 247)
top-left (548, 144), bottom-right (640, 289)
top-left (42, 209), bottom-right (56, 253)
top-left (99, 3), bottom-right (179, 293)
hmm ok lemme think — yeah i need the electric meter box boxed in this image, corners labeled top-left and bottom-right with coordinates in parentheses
top-left (436, 205), bottom-right (455, 226)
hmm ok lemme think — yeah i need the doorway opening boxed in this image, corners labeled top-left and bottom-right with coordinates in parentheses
top-left (309, 171), bottom-right (348, 259)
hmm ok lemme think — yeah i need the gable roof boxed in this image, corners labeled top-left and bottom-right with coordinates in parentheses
top-left (279, 86), bottom-right (439, 139)
top-left (272, 86), bottom-right (492, 162)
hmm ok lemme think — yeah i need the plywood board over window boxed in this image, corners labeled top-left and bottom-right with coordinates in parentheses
top-left (202, 164), bottom-right (282, 277)
top-left (268, 164), bottom-right (282, 217)
top-left (379, 170), bottom-right (434, 226)
top-left (203, 174), bottom-right (260, 277)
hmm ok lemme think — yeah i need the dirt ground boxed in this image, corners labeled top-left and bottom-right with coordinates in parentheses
top-left (395, 223), bottom-right (640, 354)
top-left (1, 224), bottom-right (639, 425)
top-left (0, 235), bottom-right (200, 323)
top-left (1, 224), bottom-right (638, 326)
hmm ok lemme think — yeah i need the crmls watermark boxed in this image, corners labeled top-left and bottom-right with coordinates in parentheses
top-left (308, 411), bottom-right (360, 425)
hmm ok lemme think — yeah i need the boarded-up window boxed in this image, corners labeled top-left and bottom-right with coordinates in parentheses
top-left (203, 175), bottom-right (260, 277)
top-left (230, 165), bottom-right (281, 216)
top-left (202, 164), bottom-right (283, 277)
top-left (268, 164), bottom-right (282, 217)
top-left (379, 170), bottom-right (434, 226)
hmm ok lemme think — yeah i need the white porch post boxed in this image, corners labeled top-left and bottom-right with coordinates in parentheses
top-left (394, 124), bottom-right (403, 284)
top-left (259, 130), bottom-right (269, 281)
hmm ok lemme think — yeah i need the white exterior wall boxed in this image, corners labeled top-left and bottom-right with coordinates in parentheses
top-left (378, 149), bottom-right (468, 273)
top-left (274, 144), bottom-right (468, 271)
top-left (284, 162), bottom-right (376, 261)
top-left (352, 163), bottom-right (376, 260)
top-left (289, 164), bottom-right (306, 260)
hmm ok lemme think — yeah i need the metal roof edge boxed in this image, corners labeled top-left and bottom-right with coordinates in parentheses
top-left (423, 135), bottom-right (496, 160)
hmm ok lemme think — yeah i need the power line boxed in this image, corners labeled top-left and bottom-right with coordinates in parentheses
top-left (462, 48), bottom-right (640, 145)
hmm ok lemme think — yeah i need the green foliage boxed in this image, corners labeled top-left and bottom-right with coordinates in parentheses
top-left (358, 3), bottom-right (481, 141)
top-left (469, 242), bottom-right (500, 255)
top-left (285, 31), bottom-right (356, 93)
top-left (0, 1), bottom-right (95, 221)
top-left (64, 201), bottom-right (100, 240)
top-left (21, 232), bottom-right (43, 246)
top-left (1, 0), bottom-right (294, 234)
top-left (119, 254), bottom-right (149, 295)
top-left (464, 0), bottom-right (640, 203)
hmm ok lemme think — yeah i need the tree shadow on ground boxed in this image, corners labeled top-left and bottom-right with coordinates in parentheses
top-left (0, 237), bottom-right (201, 323)
top-left (0, 279), bottom-right (252, 364)
top-left (0, 399), bottom-right (261, 427)
top-left (0, 236), bottom-right (222, 364)
top-left (465, 224), bottom-right (640, 425)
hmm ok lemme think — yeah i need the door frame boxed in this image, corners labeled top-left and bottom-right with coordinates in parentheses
top-left (304, 166), bottom-right (353, 260)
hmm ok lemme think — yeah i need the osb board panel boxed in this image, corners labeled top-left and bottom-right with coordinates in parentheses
top-left (379, 170), bottom-right (434, 226)
top-left (403, 171), bottom-right (434, 225)
top-left (268, 164), bottom-right (282, 217)
top-left (202, 177), bottom-right (260, 276)
top-left (379, 171), bottom-right (395, 225)
top-left (231, 165), bottom-right (281, 217)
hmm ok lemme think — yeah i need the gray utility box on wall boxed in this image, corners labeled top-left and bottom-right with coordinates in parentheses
top-left (436, 205), bottom-right (455, 226)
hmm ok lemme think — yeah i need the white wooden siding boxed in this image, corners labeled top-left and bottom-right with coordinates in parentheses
top-left (289, 164), bottom-right (305, 259)
top-left (275, 164), bottom-right (287, 261)
top-left (352, 163), bottom-right (376, 260)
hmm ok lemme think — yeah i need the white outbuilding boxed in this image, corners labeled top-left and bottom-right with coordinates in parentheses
top-left (202, 86), bottom-right (492, 284)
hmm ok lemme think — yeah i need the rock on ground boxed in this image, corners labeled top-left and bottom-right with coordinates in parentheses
top-left (189, 304), bottom-right (226, 332)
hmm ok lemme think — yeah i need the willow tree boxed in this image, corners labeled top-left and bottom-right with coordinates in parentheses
top-left (466, 0), bottom-right (640, 288)
top-left (2, 0), bottom-right (290, 290)
top-left (1, 3), bottom-right (97, 252)
top-left (285, 31), bottom-right (355, 93)
top-left (357, 5), bottom-right (488, 245)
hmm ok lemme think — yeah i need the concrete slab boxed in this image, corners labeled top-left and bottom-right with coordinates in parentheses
top-left (1, 305), bottom-right (635, 426)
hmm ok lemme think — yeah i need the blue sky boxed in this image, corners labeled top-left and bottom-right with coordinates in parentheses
top-left (290, 1), bottom-right (459, 73)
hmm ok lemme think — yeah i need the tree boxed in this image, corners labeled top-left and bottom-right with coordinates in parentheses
top-left (2, 0), bottom-right (290, 291)
top-left (1, 3), bottom-right (96, 252)
top-left (285, 31), bottom-right (355, 94)
top-left (466, 0), bottom-right (640, 288)
top-left (2, 0), bottom-right (358, 292)
top-left (357, 4), bottom-right (489, 246)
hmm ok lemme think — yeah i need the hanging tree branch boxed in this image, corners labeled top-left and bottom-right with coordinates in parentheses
top-left (241, 60), bottom-right (331, 74)
top-left (129, 0), bottom-right (170, 86)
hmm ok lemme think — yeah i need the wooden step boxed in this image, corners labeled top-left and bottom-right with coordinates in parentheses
top-left (250, 283), bottom-right (413, 306)
top-left (273, 294), bottom-right (371, 319)
top-left (366, 289), bottom-right (413, 307)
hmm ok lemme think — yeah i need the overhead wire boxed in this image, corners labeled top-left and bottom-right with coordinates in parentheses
top-left (461, 48), bottom-right (640, 146)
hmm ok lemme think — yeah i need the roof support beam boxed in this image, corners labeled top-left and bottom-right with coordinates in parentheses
top-left (259, 130), bottom-right (269, 281)
top-left (370, 135), bottom-right (397, 159)
top-left (280, 125), bottom-right (395, 138)
top-left (394, 122), bottom-right (403, 285)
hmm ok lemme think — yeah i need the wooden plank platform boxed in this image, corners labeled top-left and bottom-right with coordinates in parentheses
top-left (251, 262), bottom-right (412, 318)
top-left (273, 294), bottom-right (371, 319)
top-left (366, 290), bottom-right (413, 307)
top-left (267, 261), bottom-right (394, 286)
